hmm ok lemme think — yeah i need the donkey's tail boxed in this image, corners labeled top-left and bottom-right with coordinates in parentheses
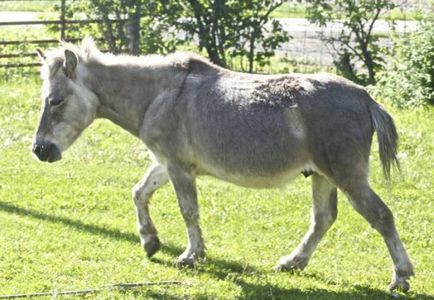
top-left (368, 100), bottom-right (400, 180)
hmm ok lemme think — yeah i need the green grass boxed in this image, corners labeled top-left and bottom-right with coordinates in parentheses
top-left (271, 2), bottom-right (307, 19)
top-left (0, 76), bottom-right (433, 299)
top-left (385, 7), bottom-right (432, 21)
top-left (0, 1), bottom-right (56, 12)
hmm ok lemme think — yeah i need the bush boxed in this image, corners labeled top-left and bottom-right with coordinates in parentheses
top-left (371, 20), bottom-right (434, 107)
top-left (306, 0), bottom-right (395, 86)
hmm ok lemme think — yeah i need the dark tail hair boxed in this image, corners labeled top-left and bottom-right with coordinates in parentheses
top-left (368, 101), bottom-right (400, 179)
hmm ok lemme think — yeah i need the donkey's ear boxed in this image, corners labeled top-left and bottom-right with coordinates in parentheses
top-left (36, 48), bottom-right (46, 62)
top-left (63, 49), bottom-right (78, 78)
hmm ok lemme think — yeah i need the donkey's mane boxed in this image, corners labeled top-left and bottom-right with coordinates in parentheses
top-left (43, 38), bottom-right (221, 76)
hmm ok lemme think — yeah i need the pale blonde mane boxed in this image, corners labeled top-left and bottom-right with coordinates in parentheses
top-left (42, 37), bottom-right (221, 77)
top-left (41, 37), bottom-right (99, 77)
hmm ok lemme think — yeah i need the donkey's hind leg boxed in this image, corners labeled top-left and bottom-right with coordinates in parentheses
top-left (275, 173), bottom-right (337, 271)
top-left (344, 183), bottom-right (414, 292)
top-left (326, 138), bottom-right (414, 292)
top-left (132, 163), bottom-right (169, 257)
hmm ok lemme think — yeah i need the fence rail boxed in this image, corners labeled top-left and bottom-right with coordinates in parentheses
top-left (0, 38), bottom-right (81, 46)
top-left (1, 0), bottom-right (62, 67)
top-left (0, 19), bottom-right (125, 26)
top-left (0, 0), bottom-right (128, 68)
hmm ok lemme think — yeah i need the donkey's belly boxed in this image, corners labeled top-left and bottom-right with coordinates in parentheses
top-left (190, 107), bottom-right (311, 188)
top-left (197, 157), bottom-right (315, 188)
top-left (213, 170), bottom-right (301, 189)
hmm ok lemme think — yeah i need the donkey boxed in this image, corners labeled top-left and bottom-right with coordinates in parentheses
top-left (32, 39), bottom-right (413, 292)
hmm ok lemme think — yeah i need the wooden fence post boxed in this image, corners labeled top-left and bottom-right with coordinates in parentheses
top-left (60, 0), bottom-right (66, 40)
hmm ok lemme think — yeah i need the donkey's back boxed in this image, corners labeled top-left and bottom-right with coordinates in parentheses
top-left (175, 70), bottom-right (375, 189)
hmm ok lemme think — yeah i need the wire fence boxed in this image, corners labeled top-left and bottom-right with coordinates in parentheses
top-left (0, 280), bottom-right (187, 299)
top-left (0, 0), bottom-right (432, 71)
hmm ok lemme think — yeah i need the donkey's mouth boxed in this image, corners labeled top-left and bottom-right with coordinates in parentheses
top-left (47, 149), bottom-right (62, 163)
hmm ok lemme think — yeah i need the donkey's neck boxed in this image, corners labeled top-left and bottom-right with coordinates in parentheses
top-left (81, 60), bottom-right (187, 137)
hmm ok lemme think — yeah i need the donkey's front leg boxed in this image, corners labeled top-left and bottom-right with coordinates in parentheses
top-left (168, 165), bottom-right (205, 267)
top-left (132, 163), bottom-right (168, 257)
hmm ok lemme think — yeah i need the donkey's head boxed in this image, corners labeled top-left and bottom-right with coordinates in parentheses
top-left (32, 41), bottom-right (99, 162)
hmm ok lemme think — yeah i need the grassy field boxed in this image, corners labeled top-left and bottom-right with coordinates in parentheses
top-left (271, 2), bottom-right (307, 19)
top-left (0, 1), bottom-right (56, 12)
top-left (0, 75), bottom-right (433, 300)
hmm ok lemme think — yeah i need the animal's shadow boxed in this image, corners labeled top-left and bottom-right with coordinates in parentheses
top-left (1, 201), bottom-right (432, 300)
top-left (157, 243), bottom-right (432, 300)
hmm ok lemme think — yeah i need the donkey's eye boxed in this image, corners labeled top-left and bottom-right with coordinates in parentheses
top-left (49, 97), bottom-right (64, 106)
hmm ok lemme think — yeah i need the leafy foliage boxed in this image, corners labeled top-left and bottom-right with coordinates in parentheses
top-left (55, 0), bottom-right (289, 72)
top-left (306, 0), bottom-right (395, 85)
top-left (370, 20), bottom-right (434, 107)
top-left (57, 0), bottom-right (183, 54)
top-left (174, 0), bottom-right (289, 71)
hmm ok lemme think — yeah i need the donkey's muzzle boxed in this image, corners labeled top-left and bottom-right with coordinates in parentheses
top-left (32, 140), bottom-right (62, 163)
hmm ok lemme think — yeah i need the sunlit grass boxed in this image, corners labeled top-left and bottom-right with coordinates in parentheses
top-left (0, 1), bottom-right (56, 12)
top-left (271, 2), bottom-right (307, 19)
top-left (0, 76), bottom-right (433, 299)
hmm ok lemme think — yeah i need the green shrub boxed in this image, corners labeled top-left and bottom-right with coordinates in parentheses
top-left (371, 20), bottom-right (434, 107)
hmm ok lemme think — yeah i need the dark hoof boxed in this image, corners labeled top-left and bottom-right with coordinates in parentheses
top-left (176, 256), bottom-right (196, 268)
top-left (273, 264), bottom-right (301, 273)
top-left (144, 237), bottom-right (161, 258)
top-left (388, 279), bottom-right (410, 293)
top-left (274, 256), bottom-right (308, 272)
top-left (176, 250), bottom-right (205, 268)
top-left (273, 264), bottom-right (288, 272)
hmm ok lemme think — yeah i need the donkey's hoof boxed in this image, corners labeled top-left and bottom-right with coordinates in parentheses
top-left (144, 236), bottom-right (161, 258)
top-left (388, 278), bottom-right (410, 293)
top-left (274, 255), bottom-right (308, 272)
top-left (176, 250), bottom-right (205, 268)
top-left (176, 256), bottom-right (196, 268)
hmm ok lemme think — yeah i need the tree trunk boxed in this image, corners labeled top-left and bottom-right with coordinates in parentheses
top-left (364, 51), bottom-right (376, 85)
top-left (188, 0), bottom-right (226, 67)
top-left (213, 0), bottom-right (226, 66)
top-left (248, 32), bottom-right (255, 73)
top-left (127, 1), bottom-right (141, 55)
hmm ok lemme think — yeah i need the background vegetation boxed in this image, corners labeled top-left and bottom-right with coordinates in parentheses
top-left (306, 0), bottom-right (395, 85)
top-left (49, 0), bottom-right (434, 107)
top-left (370, 19), bottom-right (434, 107)
top-left (57, 0), bottom-right (289, 72)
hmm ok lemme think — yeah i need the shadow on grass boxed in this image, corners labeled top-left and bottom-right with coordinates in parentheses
top-left (157, 243), bottom-right (433, 300)
top-left (2, 201), bottom-right (432, 299)
top-left (0, 201), bottom-right (139, 243)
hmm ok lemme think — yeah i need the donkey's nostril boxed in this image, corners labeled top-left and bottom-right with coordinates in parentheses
top-left (32, 140), bottom-right (61, 162)
top-left (32, 143), bottom-right (42, 156)
top-left (32, 141), bottom-right (49, 160)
